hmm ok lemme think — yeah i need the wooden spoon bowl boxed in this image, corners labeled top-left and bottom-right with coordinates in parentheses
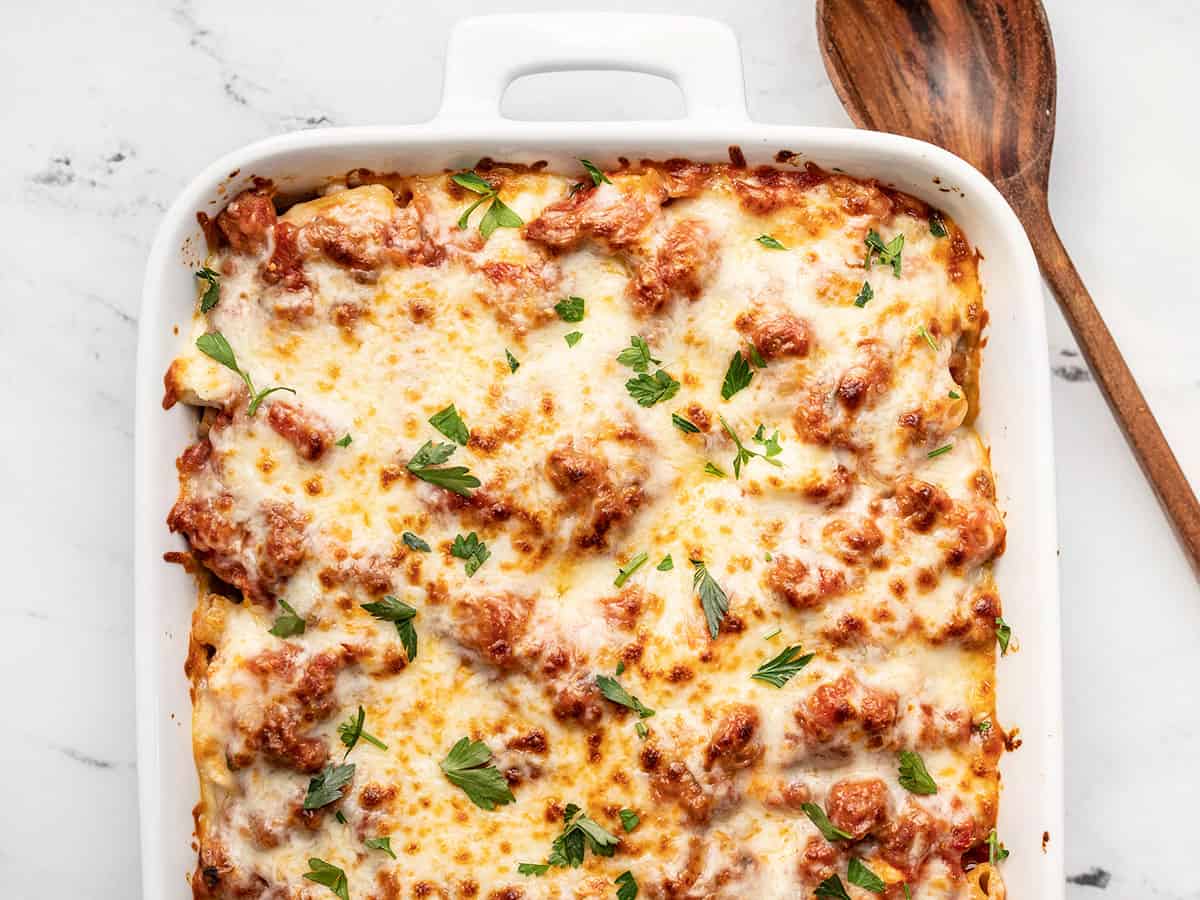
top-left (818, 0), bottom-right (1200, 574)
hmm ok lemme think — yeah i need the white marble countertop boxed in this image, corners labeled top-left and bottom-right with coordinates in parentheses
top-left (2, 0), bottom-right (1197, 896)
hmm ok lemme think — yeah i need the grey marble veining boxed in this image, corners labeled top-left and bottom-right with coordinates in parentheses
top-left (1, 0), bottom-right (1197, 896)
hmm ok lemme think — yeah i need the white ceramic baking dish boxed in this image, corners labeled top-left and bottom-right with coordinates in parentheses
top-left (135, 13), bottom-right (1063, 897)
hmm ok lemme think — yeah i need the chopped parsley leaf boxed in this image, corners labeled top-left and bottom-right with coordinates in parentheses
top-left (626, 369), bottom-right (680, 407)
top-left (755, 234), bottom-right (787, 250)
top-left (657, 554), bottom-right (674, 571)
top-left (864, 228), bottom-right (905, 276)
top-left (802, 802), bottom-right (853, 842)
top-left (691, 559), bottom-right (730, 639)
top-left (546, 803), bottom-right (620, 868)
top-left (615, 870), bottom-right (638, 900)
top-left (268, 598), bottom-right (305, 638)
top-left (619, 808), bottom-right (640, 832)
top-left (195, 331), bottom-right (295, 417)
top-left (987, 828), bottom-right (1010, 865)
top-left (596, 673), bottom-right (655, 718)
top-left (918, 325), bottom-right (940, 351)
top-left (402, 531), bottom-right (431, 552)
top-left (703, 461), bottom-right (727, 478)
top-left (614, 551), bottom-right (649, 587)
top-left (406, 440), bottom-right (480, 497)
top-left (930, 211), bottom-right (948, 238)
top-left (616, 335), bottom-right (661, 373)
top-left (452, 172), bottom-right (523, 238)
top-left (898, 750), bottom-right (938, 795)
top-left (720, 350), bottom-right (753, 400)
top-left (365, 836), bottom-right (396, 859)
top-left (505, 349), bottom-right (520, 372)
top-left (195, 267), bottom-right (221, 312)
top-left (564, 331), bottom-right (583, 347)
top-left (554, 295), bottom-right (585, 322)
top-left (996, 616), bottom-right (1012, 655)
top-left (303, 858), bottom-right (349, 900)
top-left (580, 158), bottom-right (612, 186)
top-left (854, 281), bottom-right (874, 308)
top-left (335, 433), bottom-right (352, 448)
top-left (451, 532), bottom-right (490, 577)
top-left (338, 705), bottom-right (387, 756)
top-left (517, 862), bottom-right (550, 876)
top-left (814, 873), bottom-right (852, 900)
top-left (720, 415), bottom-right (783, 479)
top-left (439, 737), bottom-right (515, 810)
top-left (671, 412), bottom-right (700, 434)
top-left (361, 595), bottom-right (418, 661)
top-left (303, 762), bottom-right (355, 810)
top-left (848, 857), bottom-right (886, 893)
top-left (750, 644), bottom-right (814, 687)
top-left (429, 404), bottom-right (470, 445)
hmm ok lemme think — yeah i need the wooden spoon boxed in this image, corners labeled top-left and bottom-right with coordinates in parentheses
top-left (818, 0), bottom-right (1200, 574)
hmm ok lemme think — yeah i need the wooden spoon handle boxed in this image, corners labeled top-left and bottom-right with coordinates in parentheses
top-left (1026, 209), bottom-right (1200, 573)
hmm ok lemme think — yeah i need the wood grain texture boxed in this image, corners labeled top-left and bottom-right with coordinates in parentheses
top-left (818, 0), bottom-right (1200, 575)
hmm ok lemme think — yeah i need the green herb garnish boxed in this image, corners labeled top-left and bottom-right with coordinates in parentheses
top-left (691, 559), bottom-right (729, 639)
top-left (814, 874), bottom-right (851, 900)
top-left (452, 172), bottom-right (523, 238)
top-left (451, 532), bottom-right (490, 577)
top-left (303, 858), bottom-right (349, 900)
top-left (196, 267), bottom-right (221, 312)
top-left (338, 705), bottom-right (387, 756)
top-left (268, 598), bottom-right (305, 638)
top-left (864, 229), bottom-right (904, 276)
top-left (195, 331), bottom-right (295, 416)
top-left (596, 673), bottom-right (655, 718)
top-left (405, 440), bottom-right (480, 497)
top-left (996, 616), bottom-right (1012, 655)
top-left (402, 532), bottom-right (431, 552)
top-left (580, 159), bottom-right (611, 187)
top-left (617, 335), bottom-right (661, 373)
top-left (439, 737), bottom-right (515, 810)
top-left (672, 412), bottom-right (700, 434)
top-left (614, 551), bottom-right (649, 587)
top-left (720, 351), bottom-right (753, 400)
top-left (304, 762), bottom-right (355, 810)
top-left (361, 595), bottom-right (418, 661)
top-left (554, 295), bottom-right (585, 322)
top-left (429, 404), bottom-right (470, 445)
top-left (802, 802), bottom-right (853, 842)
top-left (898, 750), bottom-right (938, 795)
top-left (848, 857), bottom-right (886, 893)
top-left (750, 644), bottom-right (814, 688)
top-left (545, 804), bottom-right (620, 867)
top-left (626, 369), bottom-right (680, 407)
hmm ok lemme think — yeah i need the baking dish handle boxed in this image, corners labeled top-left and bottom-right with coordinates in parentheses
top-left (438, 14), bottom-right (749, 123)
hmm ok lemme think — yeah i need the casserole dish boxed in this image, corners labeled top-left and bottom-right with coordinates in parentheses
top-left (135, 13), bottom-right (1063, 897)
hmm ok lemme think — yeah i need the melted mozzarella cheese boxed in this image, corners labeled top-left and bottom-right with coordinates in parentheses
top-left (172, 164), bottom-right (1005, 899)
